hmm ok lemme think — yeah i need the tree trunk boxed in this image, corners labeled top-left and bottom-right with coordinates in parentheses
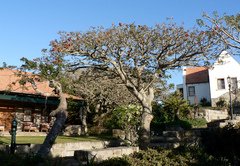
top-left (30, 80), bottom-right (68, 159)
top-left (138, 96), bottom-right (154, 149)
top-left (174, 108), bottom-right (180, 121)
top-left (37, 110), bottom-right (67, 158)
top-left (80, 106), bottom-right (88, 135)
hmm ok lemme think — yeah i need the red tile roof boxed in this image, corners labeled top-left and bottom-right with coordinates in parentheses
top-left (186, 66), bottom-right (209, 84)
top-left (0, 68), bottom-right (83, 100)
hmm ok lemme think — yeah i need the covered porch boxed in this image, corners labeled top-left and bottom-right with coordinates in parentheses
top-left (0, 91), bottom-right (83, 132)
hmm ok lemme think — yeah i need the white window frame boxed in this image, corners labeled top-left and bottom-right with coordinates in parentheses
top-left (188, 86), bottom-right (195, 96)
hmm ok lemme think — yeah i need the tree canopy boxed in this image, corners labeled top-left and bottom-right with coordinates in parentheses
top-left (197, 11), bottom-right (240, 54)
top-left (43, 21), bottom-right (218, 148)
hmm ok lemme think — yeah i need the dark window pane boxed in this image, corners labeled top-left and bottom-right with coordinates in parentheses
top-left (217, 79), bottom-right (225, 89)
top-left (188, 86), bottom-right (195, 96)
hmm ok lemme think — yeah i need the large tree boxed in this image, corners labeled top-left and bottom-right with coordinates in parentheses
top-left (197, 11), bottom-right (240, 54)
top-left (45, 21), bottom-right (218, 148)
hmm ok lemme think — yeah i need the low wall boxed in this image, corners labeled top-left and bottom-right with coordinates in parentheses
top-left (75, 146), bottom-right (139, 162)
top-left (0, 140), bottom-right (124, 158)
top-left (207, 119), bottom-right (240, 128)
top-left (203, 109), bottom-right (229, 122)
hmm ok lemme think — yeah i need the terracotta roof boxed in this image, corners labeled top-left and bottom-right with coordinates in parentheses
top-left (0, 68), bottom-right (83, 100)
top-left (186, 66), bottom-right (209, 84)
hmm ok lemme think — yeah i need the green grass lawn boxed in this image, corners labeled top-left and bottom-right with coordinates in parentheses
top-left (0, 134), bottom-right (114, 145)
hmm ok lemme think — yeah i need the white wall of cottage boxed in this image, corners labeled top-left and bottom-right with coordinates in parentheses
top-left (180, 67), bottom-right (211, 105)
top-left (209, 51), bottom-right (240, 105)
top-left (178, 51), bottom-right (240, 106)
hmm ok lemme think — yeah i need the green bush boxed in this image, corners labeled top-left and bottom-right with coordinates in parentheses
top-left (152, 102), bottom-right (190, 124)
top-left (201, 124), bottom-right (240, 165)
top-left (103, 104), bottom-right (141, 146)
top-left (200, 97), bottom-right (211, 107)
top-left (103, 104), bottom-right (141, 130)
top-left (95, 146), bottom-right (230, 166)
top-left (0, 151), bottom-right (44, 166)
top-left (216, 98), bottom-right (227, 108)
top-left (0, 151), bottom-right (74, 166)
top-left (152, 103), bottom-right (174, 123)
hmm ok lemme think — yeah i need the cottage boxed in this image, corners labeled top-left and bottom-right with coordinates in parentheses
top-left (177, 50), bottom-right (240, 107)
top-left (0, 68), bottom-right (83, 131)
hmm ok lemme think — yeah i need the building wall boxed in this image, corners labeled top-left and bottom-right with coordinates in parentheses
top-left (209, 51), bottom-right (240, 106)
top-left (181, 67), bottom-right (211, 105)
top-left (0, 107), bottom-right (14, 131)
top-left (185, 83), bottom-right (211, 105)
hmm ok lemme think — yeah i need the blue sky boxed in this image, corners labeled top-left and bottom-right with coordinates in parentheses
top-left (1, 0), bottom-right (240, 88)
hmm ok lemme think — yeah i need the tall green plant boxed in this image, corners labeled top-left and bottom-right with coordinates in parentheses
top-left (162, 91), bottom-right (190, 121)
top-left (152, 102), bottom-right (173, 123)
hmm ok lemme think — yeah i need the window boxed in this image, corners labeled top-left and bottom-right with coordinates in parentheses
top-left (23, 107), bottom-right (33, 122)
top-left (217, 79), bottom-right (225, 89)
top-left (41, 109), bottom-right (50, 123)
top-left (188, 86), bottom-right (195, 96)
top-left (179, 88), bottom-right (183, 97)
top-left (231, 77), bottom-right (238, 89)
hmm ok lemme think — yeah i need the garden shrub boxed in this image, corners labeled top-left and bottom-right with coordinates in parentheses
top-left (201, 124), bottom-right (240, 165)
top-left (0, 151), bottom-right (74, 166)
top-left (0, 151), bottom-right (44, 166)
top-left (216, 97), bottom-right (228, 108)
top-left (96, 145), bottom-right (230, 166)
top-left (103, 104), bottom-right (142, 146)
top-left (152, 103), bottom-right (174, 123)
top-left (152, 101), bottom-right (190, 124)
top-left (200, 97), bottom-right (211, 107)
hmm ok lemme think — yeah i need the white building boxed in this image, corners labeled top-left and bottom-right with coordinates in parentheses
top-left (177, 50), bottom-right (240, 106)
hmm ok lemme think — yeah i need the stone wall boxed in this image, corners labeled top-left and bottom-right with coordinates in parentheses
top-left (211, 91), bottom-right (240, 107)
top-left (0, 140), bottom-right (124, 158)
top-left (211, 92), bottom-right (229, 107)
top-left (63, 125), bottom-right (81, 135)
top-left (75, 146), bottom-right (139, 162)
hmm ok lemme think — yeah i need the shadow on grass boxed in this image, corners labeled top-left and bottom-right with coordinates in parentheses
top-left (151, 119), bottom-right (192, 131)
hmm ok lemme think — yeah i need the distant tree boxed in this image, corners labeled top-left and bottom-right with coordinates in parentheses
top-left (59, 68), bottom-right (139, 134)
top-left (45, 21), bottom-right (217, 148)
top-left (197, 11), bottom-right (240, 54)
top-left (60, 68), bottom-right (173, 134)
